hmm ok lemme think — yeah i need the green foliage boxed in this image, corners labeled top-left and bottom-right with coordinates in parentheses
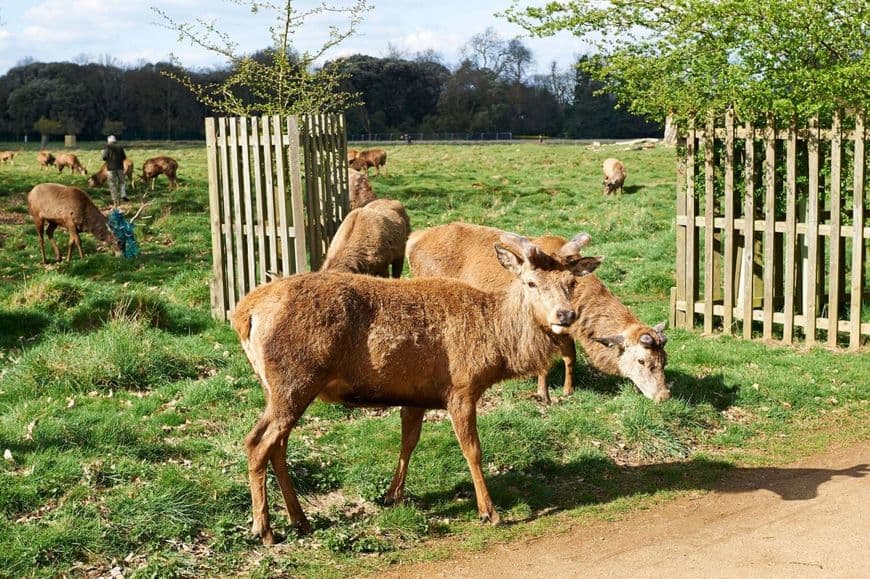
top-left (506, 0), bottom-right (870, 121)
top-left (153, 1), bottom-right (372, 116)
top-left (33, 117), bottom-right (63, 136)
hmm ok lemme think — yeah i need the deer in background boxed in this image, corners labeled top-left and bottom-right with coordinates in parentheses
top-left (231, 233), bottom-right (601, 544)
top-left (407, 223), bottom-right (669, 403)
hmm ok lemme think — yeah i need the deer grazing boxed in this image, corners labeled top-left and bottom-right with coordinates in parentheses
top-left (231, 233), bottom-right (601, 544)
top-left (407, 223), bottom-right (670, 403)
top-left (27, 183), bottom-right (121, 263)
top-left (320, 198), bottom-right (410, 278)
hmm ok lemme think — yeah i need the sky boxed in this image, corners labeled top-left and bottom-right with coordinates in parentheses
top-left (0, 0), bottom-right (590, 76)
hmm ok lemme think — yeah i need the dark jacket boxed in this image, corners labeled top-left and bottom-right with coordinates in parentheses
top-left (102, 143), bottom-right (126, 171)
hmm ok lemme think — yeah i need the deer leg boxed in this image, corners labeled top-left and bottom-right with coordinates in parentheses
top-left (559, 336), bottom-right (577, 397)
top-left (390, 257), bottom-right (403, 279)
top-left (34, 218), bottom-right (47, 263)
top-left (269, 433), bottom-right (311, 536)
top-left (536, 373), bottom-right (552, 404)
top-left (68, 227), bottom-right (84, 260)
top-left (447, 394), bottom-right (499, 525)
top-left (384, 406), bottom-right (425, 505)
top-left (246, 385), bottom-right (317, 545)
top-left (45, 222), bottom-right (61, 261)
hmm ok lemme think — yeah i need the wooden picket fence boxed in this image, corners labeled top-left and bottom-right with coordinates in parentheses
top-left (205, 114), bottom-right (349, 321)
top-left (671, 110), bottom-right (868, 350)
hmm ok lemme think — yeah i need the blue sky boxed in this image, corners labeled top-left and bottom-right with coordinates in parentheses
top-left (0, 1), bottom-right (589, 76)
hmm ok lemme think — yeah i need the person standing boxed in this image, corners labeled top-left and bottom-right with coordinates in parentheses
top-left (102, 135), bottom-right (128, 203)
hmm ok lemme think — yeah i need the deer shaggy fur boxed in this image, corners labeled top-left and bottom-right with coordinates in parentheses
top-left (27, 183), bottom-right (119, 263)
top-left (350, 148), bottom-right (387, 176)
top-left (603, 157), bottom-right (626, 195)
top-left (407, 223), bottom-right (669, 403)
top-left (37, 151), bottom-right (55, 170)
top-left (55, 153), bottom-right (87, 175)
top-left (348, 167), bottom-right (376, 210)
top-left (88, 159), bottom-right (135, 188)
top-left (141, 156), bottom-right (179, 191)
top-left (231, 234), bottom-right (581, 544)
top-left (321, 198), bottom-right (410, 278)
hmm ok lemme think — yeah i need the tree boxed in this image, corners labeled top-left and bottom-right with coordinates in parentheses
top-left (33, 117), bottom-right (63, 147)
top-left (153, 0), bottom-right (371, 116)
top-left (505, 0), bottom-right (870, 121)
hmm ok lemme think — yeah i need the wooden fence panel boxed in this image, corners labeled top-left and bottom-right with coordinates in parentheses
top-left (673, 111), bottom-right (868, 349)
top-left (206, 113), bottom-right (349, 320)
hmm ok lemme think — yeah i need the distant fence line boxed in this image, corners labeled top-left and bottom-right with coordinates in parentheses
top-left (205, 114), bottom-right (349, 321)
top-left (671, 110), bottom-right (868, 350)
top-left (349, 132), bottom-right (514, 142)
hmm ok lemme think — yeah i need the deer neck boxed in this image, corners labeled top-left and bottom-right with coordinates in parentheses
top-left (487, 281), bottom-right (556, 378)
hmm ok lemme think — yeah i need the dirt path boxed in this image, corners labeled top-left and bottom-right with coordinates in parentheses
top-left (385, 442), bottom-right (869, 578)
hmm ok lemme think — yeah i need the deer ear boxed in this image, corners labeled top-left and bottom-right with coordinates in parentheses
top-left (593, 334), bottom-right (625, 348)
top-left (568, 256), bottom-right (603, 277)
top-left (653, 322), bottom-right (667, 333)
top-left (494, 243), bottom-right (524, 275)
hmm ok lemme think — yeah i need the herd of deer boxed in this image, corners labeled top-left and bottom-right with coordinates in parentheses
top-left (10, 150), bottom-right (181, 263)
top-left (233, 152), bottom-right (662, 544)
top-left (20, 142), bottom-right (650, 544)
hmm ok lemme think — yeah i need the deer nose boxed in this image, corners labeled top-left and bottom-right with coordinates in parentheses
top-left (556, 309), bottom-right (576, 326)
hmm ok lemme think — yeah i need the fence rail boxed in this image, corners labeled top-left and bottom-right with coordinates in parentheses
top-left (671, 111), bottom-right (868, 349)
top-left (206, 114), bottom-right (349, 321)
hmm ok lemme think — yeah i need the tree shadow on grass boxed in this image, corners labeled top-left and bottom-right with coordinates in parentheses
top-left (0, 309), bottom-right (51, 349)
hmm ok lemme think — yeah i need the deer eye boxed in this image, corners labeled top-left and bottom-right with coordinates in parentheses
top-left (638, 359), bottom-right (646, 366)
top-left (527, 281), bottom-right (537, 288)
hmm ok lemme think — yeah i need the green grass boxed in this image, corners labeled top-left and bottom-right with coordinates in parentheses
top-left (0, 140), bottom-right (867, 577)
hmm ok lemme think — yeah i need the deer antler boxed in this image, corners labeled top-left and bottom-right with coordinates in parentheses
top-left (558, 232), bottom-right (592, 258)
top-left (498, 232), bottom-right (539, 260)
top-left (128, 200), bottom-right (153, 223)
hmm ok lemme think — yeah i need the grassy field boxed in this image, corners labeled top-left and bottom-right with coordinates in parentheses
top-left (0, 140), bottom-right (867, 577)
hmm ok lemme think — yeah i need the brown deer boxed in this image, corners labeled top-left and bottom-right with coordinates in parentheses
top-left (0, 150), bottom-right (16, 164)
top-left (88, 159), bottom-right (135, 188)
top-left (231, 233), bottom-right (601, 544)
top-left (320, 198), bottom-right (410, 278)
top-left (27, 183), bottom-right (121, 263)
top-left (141, 156), bottom-right (179, 191)
top-left (37, 151), bottom-right (56, 170)
top-left (55, 153), bottom-right (87, 175)
top-left (603, 158), bottom-right (626, 195)
top-left (407, 223), bottom-right (670, 403)
top-left (350, 148), bottom-right (387, 176)
top-left (348, 167), bottom-right (376, 210)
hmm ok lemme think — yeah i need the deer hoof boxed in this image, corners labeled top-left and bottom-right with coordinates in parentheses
top-left (480, 511), bottom-right (501, 526)
top-left (295, 519), bottom-right (312, 536)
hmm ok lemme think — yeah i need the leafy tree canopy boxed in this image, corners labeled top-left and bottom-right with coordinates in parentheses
top-left (153, 0), bottom-right (371, 116)
top-left (505, 0), bottom-right (870, 121)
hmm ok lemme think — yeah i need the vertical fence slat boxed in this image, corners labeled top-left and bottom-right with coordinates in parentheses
top-left (336, 115), bottom-right (350, 220)
top-left (783, 121), bottom-right (798, 344)
top-left (805, 116), bottom-right (820, 345)
top-left (218, 117), bottom-right (237, 313)
top-left (685, 123), bottom-right (697, 330)
top-left (251, 117), bottom-right (267, 283)
top-left (287, 116), bottom-right (308, 273)
top-left (850, 113), bottom-right (865, 350)
top-left (304, 116), bottom-right (324, 269)
top-left (742, 121), bottom-right (756, 339)
top-left (205, 118), bottom-right (226, 320)
top-left (229, 119), bottom-right (247, 299)
top-left (272, 115), bottom-right (291, 275)
top-left (763, 116), bottom-right (776, 340)
top-left (723, 110), bottom-right (736, 334)
top-left (240, 118), bottom-right (256, 291)
top-left (675, 134), bottom-right (687, 328)
top-left (261, 116), bottom-right (278, 275)
top-left (703, 115), bottom-right (716, 334)
top-left (827, 112), bottom-right (843, 346)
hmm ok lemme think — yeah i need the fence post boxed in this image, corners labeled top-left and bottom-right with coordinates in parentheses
top-left (827, 111), bottom-right (843, 346)
top-left (685, 121), bottom-right (698, 329)
top-left (287, 116), bottom-right (308, 273)
top-left (783, 119), bottom-right (798, 344)
top-left (703, 114), bottom-right (716, 335)
top-left (741, 121), bottom-right (756, 339)
top-left (722, 109), bottom-right (736, 334)
top-left (849, 113), bottom-right (866, 350)
top-left (205, 118), bottom-right (226, 321)
top-left (762, 114), bottom-right (776, 340)
top-left (804, 115), bottom-right (820, 345)
top-left (674, 128), bottom-right (688, 328)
